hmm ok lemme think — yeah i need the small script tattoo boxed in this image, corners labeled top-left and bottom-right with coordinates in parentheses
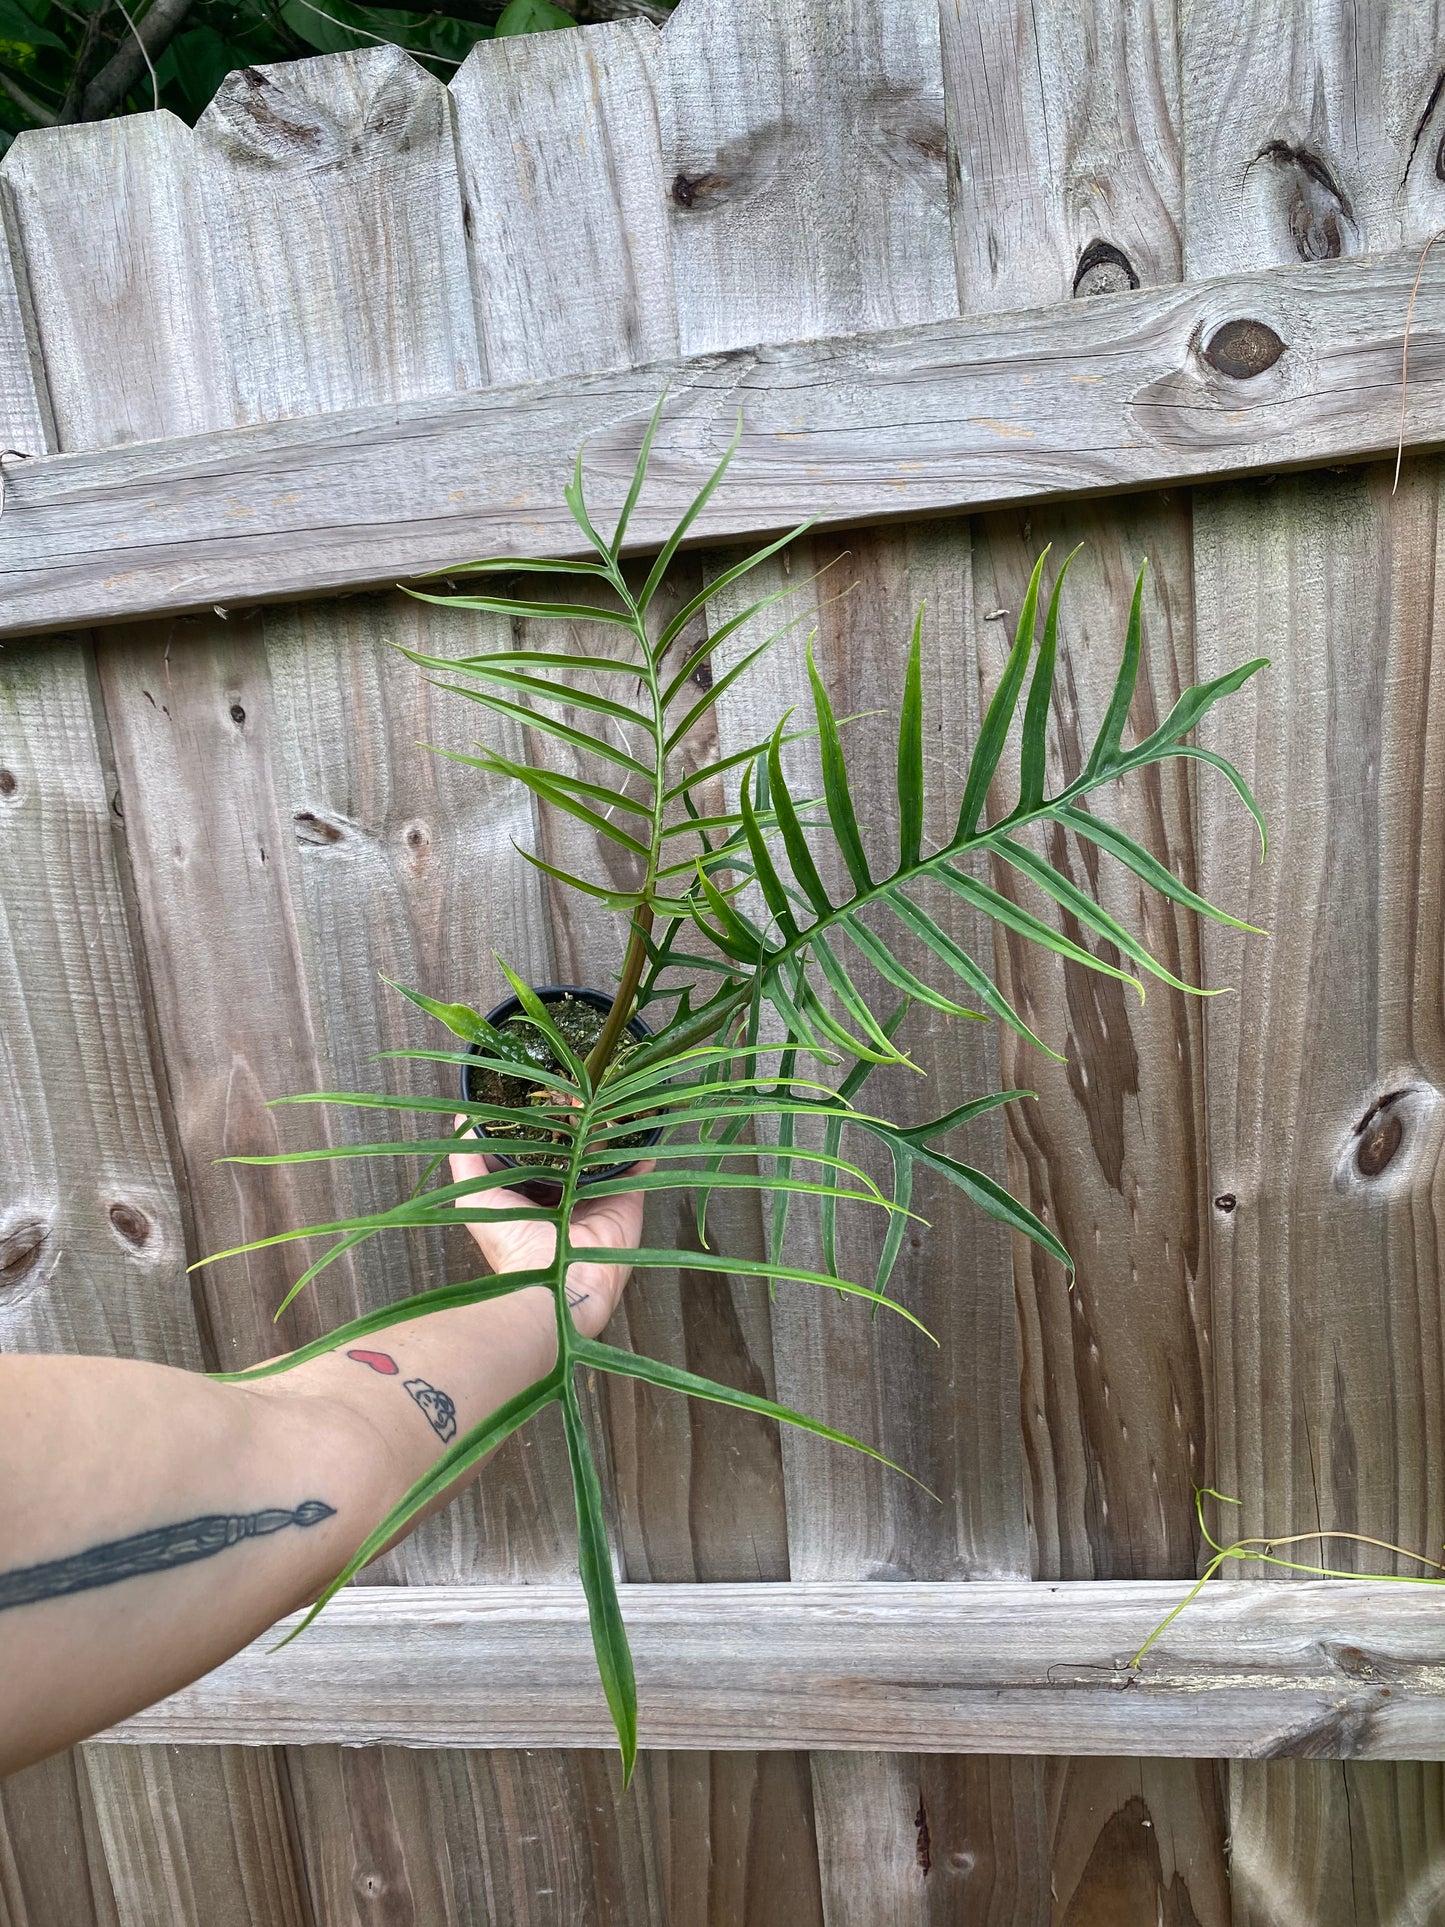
top-left (344, 1348), bottom-right (457, 1443)
top-left (565, 1285), bottom-right (589, 1310)
top-left (0, 1502), bottom-right (335, 1613)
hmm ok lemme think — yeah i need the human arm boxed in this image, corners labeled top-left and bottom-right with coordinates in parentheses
top-left (0, 1151), bottom-right (645, 1777)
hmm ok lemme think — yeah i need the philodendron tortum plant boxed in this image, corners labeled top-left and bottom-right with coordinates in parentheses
top-left (202, 401), bottom-right (1266, 1780)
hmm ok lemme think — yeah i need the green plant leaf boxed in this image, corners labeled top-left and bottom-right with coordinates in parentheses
top-left (985, 835), bottom-right (1216, 995)
top-left (0, 0), bottom-right (66, 49)
top-left (663, 622), bottom-right (798, 752)
top-left (896, 605), bottom-right (925, 869)
top-left (1059, 805), bottom-right (1264, 933)
top-left (839, 912), bottom-right (986, 1020)
top-left (1170, 746), bottom-right (1268, 857)
top-left (738, 765), bottom-right (800, 939)
top-left (561, 1384), bottom-right (637, 1780)
top-left (880, 894), bottom-right (1056, 1056)
top-left (897, 1137), bottom-right (1072, 1273)
top-left (957, 548), bottom-right (1048, 839)
top-left (1018, 546), bottom-right (1080, 811)
top-left (765, 720), bottom-right (833, 916)
top-left (806, 640), bottom-right (872, 892)
top-left (428, 742), bottom-right (651, 822)
top-left (379, 977), bottom-right (499, 1047)
top-left (637, 416), bottom-right (742, 611)
top-left (1129, 658), bottom-right (1269, 765)
top-left (610, 390), bottom-right (667, 558)
top-left (515, 844), bottom-right (648, 908)
top-left (655, 520), bottom-right (818, 657)
top-left (494, 0), bottom-right (573, 36)
top-left (212, 1271), bottom-right (552, 1380)
top-left (937, 864), bottom-right (1146, 1000)
top-left (429, 558), bottom-right (614, 580)
top-left (581, 1246), bottom-right (934, 1333)
top-left (576, 1338), bottom-right (933, 1492)
top-left (424, 678), bottom-right (651, 779)
top-left (1078, 560), bottom-right (1145, 785)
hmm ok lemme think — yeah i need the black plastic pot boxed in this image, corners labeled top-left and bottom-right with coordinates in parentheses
top-left (460, 984), bottom-right (661, 1207)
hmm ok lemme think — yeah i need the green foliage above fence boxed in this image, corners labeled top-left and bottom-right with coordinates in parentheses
top-left (0, 0), bottom-right (670, 152)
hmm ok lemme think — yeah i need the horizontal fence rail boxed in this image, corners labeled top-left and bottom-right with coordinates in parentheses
top-left (98, 1581), bottom-right (1445, 1758)
top-left (2, 250), bottom-right (1442, 638)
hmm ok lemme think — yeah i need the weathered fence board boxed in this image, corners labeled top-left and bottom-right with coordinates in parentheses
top-left (947, 5), bottom-right (1236, 1909)
top-left (93, 1579), bottom-right (1445, 1757)
top-left (2, 249), bottom-right (1444, 637)
top-left (669, 6), bottom-right (1040, 1916)
top-left (0, 134), bottom-right (299, 1927)
top-left (450, 27), bottom-right (820, 1917)
top-left (1185, 3), bottom-right (1445, 1917)
top-left (5, 0), bottom-right (1445, 1917)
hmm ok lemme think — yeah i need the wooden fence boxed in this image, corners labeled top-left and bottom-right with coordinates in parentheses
top-left (2, 1), bottom-right (1445, 1921)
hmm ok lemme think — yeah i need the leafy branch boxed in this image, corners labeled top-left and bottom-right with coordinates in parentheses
top-left (200, 395), bottom-right (1268, 1778)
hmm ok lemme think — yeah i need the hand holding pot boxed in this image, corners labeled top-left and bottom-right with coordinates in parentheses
top-left (449, 1123), bottom-right (652, 1340)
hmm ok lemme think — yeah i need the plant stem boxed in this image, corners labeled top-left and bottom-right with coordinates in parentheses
top-left (583, 904), bottom-right (654, 1084)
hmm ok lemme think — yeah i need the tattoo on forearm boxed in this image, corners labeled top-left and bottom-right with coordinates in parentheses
top-left (344, 1349), bottom-right (457, 1444)
top-left (0, 1502), bottom-right (336, 1614)
top-left (346, 1349), bottom-right (398, 1375)
top-left (405, 1378), bottom-right (457, 1442)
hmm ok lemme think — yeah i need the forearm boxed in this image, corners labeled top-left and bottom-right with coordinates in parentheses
top-left (0, 1283), bottom-right (558, 1775)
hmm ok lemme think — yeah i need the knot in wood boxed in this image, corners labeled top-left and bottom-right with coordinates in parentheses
top-left (671, 171), bottom-right (726, 210)
top-left (0, 1216), bottom-right (48, 1285)
top-left (108, 1201), bottom-right (152, 1248)
top-left (1203, 319), bottom-right (1286, 379)
top-left (1072, 240), bottom-right (1139, 298)
top-left (1249, 142), bottom-right (1354, 261)
top-left (1356, 1109), bottom-right (1403, 1178)
top-left (0, 769), bottom-right (16, 797)
top-left (294, 810), bottom-right (343, 846)
top-left (1214, 1193), bottom-right (1237, 1214)
top-left (229, 703), bottom-right (246, 725)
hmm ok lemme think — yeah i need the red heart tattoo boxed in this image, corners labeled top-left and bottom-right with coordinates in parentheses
top-left (346, 1349), bottom-right (399, 1375)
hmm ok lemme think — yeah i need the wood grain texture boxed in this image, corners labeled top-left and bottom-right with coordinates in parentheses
top-left (659, 0), bottom-right (957, 354)
top-left (97, 1578), bottom-right (1445, 1758)
top-left (194, 48), bottom-right (482, 416)
top-left (4, 248), bottom-right (1445, 636)
top-left (1045, 1757), bottom-right (1230, 1927)
top-left (703, 524), bottom-right (1026, 1583)
top-left (286, 1745), bottom-right (662, 1926)
top-left (448, 33), bottom-right (808, 1915)
top-left (973, 505), bottom-right (1214, 1582)
top-left (942, 0), bottom-right (1182, 309)
top-left (0, 117), bottom-right (223, 1927)
top-left (76, 1745), bottom-right (309, 1927)
top-left (451, 21), bottom-right (676, 384)
top-left (661, 8), bottom-right (1036, 1912)
top-left (2, 53), bottom-right (498, 1924)
top-left (1227, 1762), bottom-right (1445, 1927)
top-left (809, 1753), bottom-right (1050, 1927)
top-left (947, 0), bottom-right (1215, 1593)
top-left (1183, 4), bottom-right (1445, 1915)
top-left (0, 1751), bottom-right (118, 1927)
top-left (641, 1750), bottom-right (823, 1927)
top-left (950, 16), bottom-right (1269, 1917)
top-left (448, 19), bottom-right (795, 1601)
